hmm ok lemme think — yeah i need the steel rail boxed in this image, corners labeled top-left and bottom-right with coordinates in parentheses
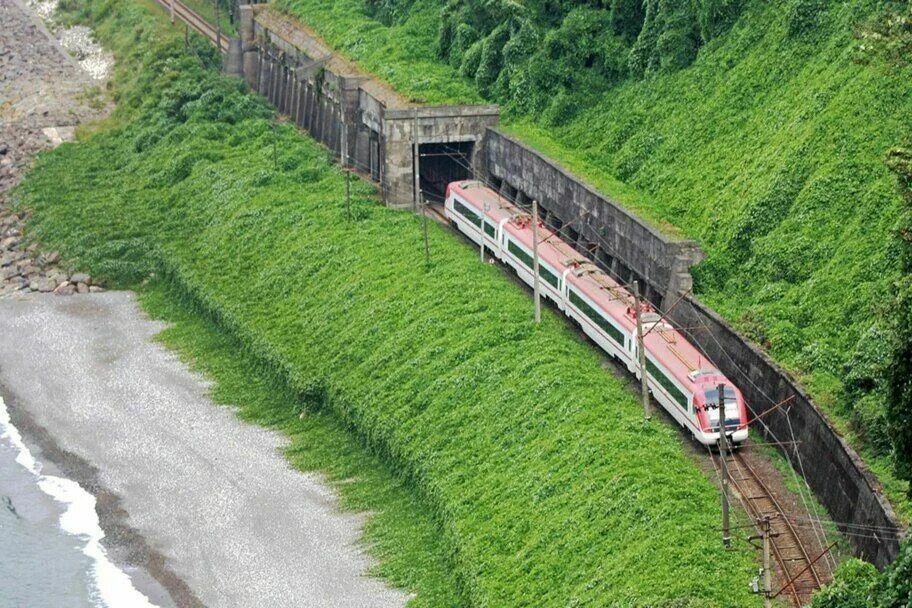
top-left (727, 451), bottom-right (824, 606)
top-left (153, 0), bottom-right (230, 53)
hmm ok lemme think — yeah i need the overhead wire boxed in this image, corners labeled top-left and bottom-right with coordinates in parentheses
top-left (291, 121), bottom-right (901, 569)
top-left (433, 142), bottom-right (868, 574)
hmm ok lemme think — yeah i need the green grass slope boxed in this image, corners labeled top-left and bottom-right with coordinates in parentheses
top-left (16, 0), bottom-right (760, 605)
top-left (275, 0), bottom-right (912, 517)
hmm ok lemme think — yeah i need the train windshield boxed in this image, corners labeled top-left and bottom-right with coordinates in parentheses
top-left (703, 386), bottom-right (740, 430)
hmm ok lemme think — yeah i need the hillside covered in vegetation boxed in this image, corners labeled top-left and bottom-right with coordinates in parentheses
top-left (14, 0), bottom-right (763, 605)
top-left (275, 0), bottom-right (912, 513)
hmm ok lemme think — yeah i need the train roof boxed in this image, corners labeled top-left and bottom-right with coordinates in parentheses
top-left (451, 181), bottom-right (730, 396)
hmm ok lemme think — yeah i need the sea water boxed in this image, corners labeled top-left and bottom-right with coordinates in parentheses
top-left (0, 396), bottom-right (158, 608)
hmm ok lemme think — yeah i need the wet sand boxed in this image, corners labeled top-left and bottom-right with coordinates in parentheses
top-left (0, 291), bottom-right (407, 608)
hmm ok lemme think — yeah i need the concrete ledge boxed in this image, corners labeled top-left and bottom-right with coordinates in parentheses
top-left (386, 105), bottom-right (500, 119)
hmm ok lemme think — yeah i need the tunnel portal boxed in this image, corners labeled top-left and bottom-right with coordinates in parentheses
top-left (418, 141), bottom-right (474, 203)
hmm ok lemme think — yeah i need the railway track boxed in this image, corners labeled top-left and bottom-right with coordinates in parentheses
top-left (153, 0), bottom-right (230, 53)
top-left (425, 202), bottom-right (449, 224)
top-left (431, 198), bottom-right (830, 606)
top-left (724, 451), bottom-right (828, 607)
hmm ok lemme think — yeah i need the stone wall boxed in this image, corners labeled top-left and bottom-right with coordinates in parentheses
top-left (485, 129), bottom-right (703, 305)
top-left (666, 297), bottom-right (903, 568)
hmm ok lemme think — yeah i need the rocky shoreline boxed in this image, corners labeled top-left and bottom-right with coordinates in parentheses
top-left (0, 0), bottom-right (111, 298)
top-left (1, 208), bottom-right (103, 296)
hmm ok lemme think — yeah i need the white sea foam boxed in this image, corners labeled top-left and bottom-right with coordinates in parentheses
top-left (0, 396), bottom-right (157, 608)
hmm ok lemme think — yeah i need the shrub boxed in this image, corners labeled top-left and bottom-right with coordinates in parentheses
top-left (811, 559), bottom-right (878, 608)
top-left (542, 89), bottom-right (579, 126)
top-left (474, 24), bottom-right (509, 96)
top-left (365, 0), bottom-right (415, 25)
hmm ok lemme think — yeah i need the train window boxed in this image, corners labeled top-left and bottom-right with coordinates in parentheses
top-left (539, 264), bottom-right (559, 288)
top-left (454, 199), bottom-right (482, 227)
top-left (704, 387), bottom-right (739, 429)
top-left (484, 221), bottom-right (496, 238)
top-left (646, 358), bottom-right (689, 410)
top-left (703, 386), bottom-right (737, 407)
top-left (508, 240), bottom-right (533, 268)
top-left (508, 240), bottom-right (558, 287)
top-left (569, 289), bottom-right (624, 345)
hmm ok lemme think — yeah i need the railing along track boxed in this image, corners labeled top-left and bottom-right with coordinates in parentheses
top-left (725, 451), bottom-right (825, 607)
top-left (153, 0), bottom-right (230, 53)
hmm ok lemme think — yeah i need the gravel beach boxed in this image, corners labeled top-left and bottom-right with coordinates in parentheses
top-left (0, 291), bottom-right (408, 607)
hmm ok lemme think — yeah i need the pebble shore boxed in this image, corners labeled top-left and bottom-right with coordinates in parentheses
top-left (0, 0), bottom-right (111, 298)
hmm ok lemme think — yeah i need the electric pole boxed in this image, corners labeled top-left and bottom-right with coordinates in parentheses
top-left (481, 202), bottom-right (488, 262)
top-left (633, 281), bottom-right (650, 420)
top-left (346, 170), bottom-right (351, 221)
top-left (272, 121), bottom-right (278, 170)
top-left (761, 515), bottom-right (772, 608)
top-left (412, 109), bottom-right (420, 213)
top-left (422, 197), bottom-right (430, 268)
top-left (340, 119), bottom-right (351, 221)
top-left (719, 382), bottom-right (731, 548)
top-left (532, 199), bottom-right (541, 324)
top-left (214, 0), bottom-right (221, 53)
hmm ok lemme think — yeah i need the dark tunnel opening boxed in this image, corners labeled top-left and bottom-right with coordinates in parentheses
top-left (418, 141), bottom-right (474, 203)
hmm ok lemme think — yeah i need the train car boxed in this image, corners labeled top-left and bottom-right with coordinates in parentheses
top-left (444, 180), bottom-right (749, 446)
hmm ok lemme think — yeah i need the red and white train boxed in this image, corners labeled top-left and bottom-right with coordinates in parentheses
top-left (444, 180), bottom-right (749, 446)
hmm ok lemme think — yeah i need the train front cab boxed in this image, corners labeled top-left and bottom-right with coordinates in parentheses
top-left (693, 383), bottom-right (749, 446)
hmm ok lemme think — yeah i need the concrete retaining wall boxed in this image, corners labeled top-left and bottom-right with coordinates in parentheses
top-left (665, 297), bottom-right (903, 568)
top-left (484, 129), bottom-right (703, 306)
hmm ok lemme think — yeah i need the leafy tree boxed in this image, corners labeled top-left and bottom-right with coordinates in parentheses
top-left (875, 536), bottom-right (912, 606)
top-left (787, 0), bottom-right (828, 37)
top-left (474, 24), bottom-right (510, 95)
top-left (630, 0), bottom-right (700, 76)
top-left (610, 0), bottom-right (646, 41)
top-left (629, 0), bottom-right (660, 75)
top-left (655, 0), bottom-right (701, 72)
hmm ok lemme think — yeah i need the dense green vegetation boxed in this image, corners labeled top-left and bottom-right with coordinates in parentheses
top-left (811, 540), bottom-right (911, 608)
top-left (277, 0), bottom-right (912, 517)
top-left (16, 0), bottom-right (764, 605)
top-left (886, 146), bottom-right (912, 494)
top-left (275, 0), bottom-right (480, 104)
